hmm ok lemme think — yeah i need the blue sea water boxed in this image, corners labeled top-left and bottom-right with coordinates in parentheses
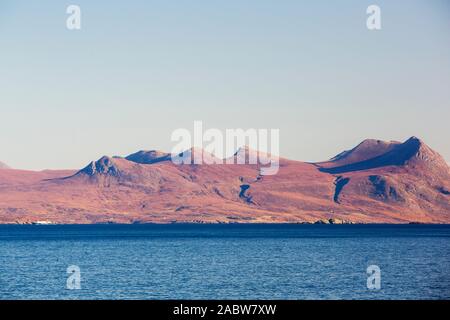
top-left (0, 224), bottom-right (449, 300)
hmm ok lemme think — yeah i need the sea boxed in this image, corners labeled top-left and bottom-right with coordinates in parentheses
top-left (0, 224), bottom-right (449, 300)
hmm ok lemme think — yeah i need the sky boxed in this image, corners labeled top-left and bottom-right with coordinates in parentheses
top-left (0, 0), bottom-right (449, 170)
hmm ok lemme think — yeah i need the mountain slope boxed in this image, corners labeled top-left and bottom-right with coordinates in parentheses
top-left (0, 161), bottom-right (10, 169)
top-left (0, 137), bottom-right (448, 224)
top-left (315, 137), bottom-right (450, 221)
top-left (318, 137), bottom-right (449, 176)
top-left (320, 139), bottom-right (401, 168)
top-left (125, 150), bottom-right (171, 164)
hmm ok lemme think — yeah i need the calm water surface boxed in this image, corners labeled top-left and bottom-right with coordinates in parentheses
top-left (0, 224), bottom-right (449, 300)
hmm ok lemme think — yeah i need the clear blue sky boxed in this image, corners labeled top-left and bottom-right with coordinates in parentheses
top-left (0, 0), bottom-right (449, 170)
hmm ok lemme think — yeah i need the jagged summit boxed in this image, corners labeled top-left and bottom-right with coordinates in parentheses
top-left (79, 145), bottom-right (280, 171)
top-left (402, 137), bottom-right (450, 175)
top-left (125, 150), bottom-right (170, 164)
top-left (78, 156), bottom-right (120, 177)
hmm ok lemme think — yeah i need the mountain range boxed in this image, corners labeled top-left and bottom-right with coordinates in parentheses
top-left (0, 136), bottom-right (449, 224)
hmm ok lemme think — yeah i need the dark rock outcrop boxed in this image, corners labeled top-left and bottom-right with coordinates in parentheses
top-left (125, 150), bottom-right (170, 164)
top-left (239, 184), bottom-right (254, 204)
top-left (333, 176), bottom-right (350, 203)
top-left (78, 156), bottom-right (120, 177)
top-left (368, 175), bottom-right (405, 202)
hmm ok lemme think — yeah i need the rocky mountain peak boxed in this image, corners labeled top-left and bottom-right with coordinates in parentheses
top-left (125, 150), bottom-right (170, 164)
top-left (78, 156), bottom-right (120, 177)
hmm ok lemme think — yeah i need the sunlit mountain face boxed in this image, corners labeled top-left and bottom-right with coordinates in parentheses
top-left (0, 137), bottom-right (449, 224)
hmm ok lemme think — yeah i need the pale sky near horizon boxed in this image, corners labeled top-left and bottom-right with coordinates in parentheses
top-left (0, 0), bottom-right (449, 170)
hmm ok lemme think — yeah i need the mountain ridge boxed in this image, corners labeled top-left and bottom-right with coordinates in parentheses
top-left (0, 137), bottom-right (448, 224)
